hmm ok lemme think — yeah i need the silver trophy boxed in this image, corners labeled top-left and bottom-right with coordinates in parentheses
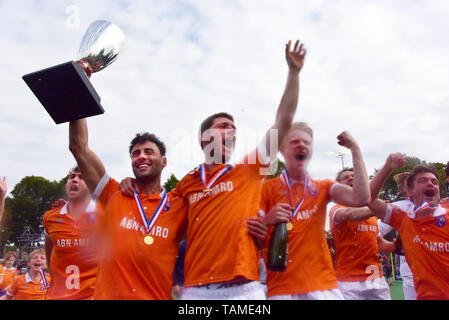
top-left (22, 20), bottom-right (125, 124)
top-left (78, 20), bottom-right (125, 73)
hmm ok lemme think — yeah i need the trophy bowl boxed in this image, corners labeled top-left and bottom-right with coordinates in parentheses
top-left (22, 20), bottom-right (125, 124)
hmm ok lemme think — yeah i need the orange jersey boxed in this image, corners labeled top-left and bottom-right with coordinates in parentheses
top-left (385, 204), bottom-right (449, 300)
top-left (0, 266), bottom-right (17, 290)
top-left (329, 204), bottom-right (383, 282)
top-left (92, 175), bottom-right (187, 300)
top-left (261, 176), bottom-right (338, 297)
top-left (43, 200), bottom-right (101, 300)
top-left (7, 273), bottom-right (50, 300)
top-left (173, 151), bottom-right (269, 287)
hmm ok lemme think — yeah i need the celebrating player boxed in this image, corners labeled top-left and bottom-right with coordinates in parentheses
top-left (43, 166), bottom-right (100, 300)
top-left (68, 64), bottom-right (188, 299)
top-left (368, 155), bottom-right (449, 300)
top-left (119, 39), bottom-right (305, 300)
top-left (260, 123), bottom-right (370, 300)
top-left (329, 167), bottom-right (393, 300)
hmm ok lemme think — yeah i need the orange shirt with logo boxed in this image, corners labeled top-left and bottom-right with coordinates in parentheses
top-left (7, 273), bottom-right (50, 300)
top-left (385, 204), bottom-right (449, 299)
top-left (173, 151), bottom-right (269, 287)
top-left (329, 203), bottom-right (383, 282)
top-left (43, 200), bottom-right (101, 300)
top-left (261, 177), bottom-right (338, 297)
top-left (0, 265), bottom-right (17, 291)
top-left (92, 175), bottom-right (188, 300)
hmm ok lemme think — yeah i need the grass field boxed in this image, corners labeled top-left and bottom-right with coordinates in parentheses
top-left (390, 280), bottom-right (404, 300)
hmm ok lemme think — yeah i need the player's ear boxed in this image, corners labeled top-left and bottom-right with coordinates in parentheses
top-left (162, 156), bottom-right (167, 168)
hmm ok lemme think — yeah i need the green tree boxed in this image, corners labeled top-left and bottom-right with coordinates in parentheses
top-left (0, 175), bottom-right (67, 253)
top-left (374, 155), bottom-right (447, 202)
top-left (163, 173), bottom-right (179, 192)
top-left (266, 159), bottom-right (285, 179)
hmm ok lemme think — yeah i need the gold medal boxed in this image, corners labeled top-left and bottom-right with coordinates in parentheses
top-left (144, 235), bottom-right (154, 245)
top-left (286, 222), bottom-right (293, 231)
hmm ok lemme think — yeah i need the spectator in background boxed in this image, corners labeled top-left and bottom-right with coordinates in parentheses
top-left (0, 251), bottom-right (18, 297)
top-left (381, 254), bottom-right (394, 286)
top-left (172, 239), bottom-right (187, 299)
top-left (16, 252), bottom-right (29, 275)
top-left (3, 248), bottom-right (50, 300)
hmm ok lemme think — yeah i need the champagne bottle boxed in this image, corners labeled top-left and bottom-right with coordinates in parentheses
top-left (267, 222), bottom-right (288, 272)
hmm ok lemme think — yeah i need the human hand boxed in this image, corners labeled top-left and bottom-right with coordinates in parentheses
top-left (263, 203), bottom-right (291, 226)
top-left (0, 177), bottom-right (6, 198)
top-left (120, 177), bottom-right (137, 198)
top-left (76, 60), bottom-right (93, 79)
top-left (172, 284), bottom-right (182, 299)
top-left (247, 211), bottom-right (268, 249)
top-left (285, 39), bottom-right (307, 73)
top-left (336, 131), bottom-right (359, 150)
top-left (386, 153), bottom-right (406, 170)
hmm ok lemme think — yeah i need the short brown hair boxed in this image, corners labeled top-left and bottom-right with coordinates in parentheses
top-left (280, 122), bottom-right (313, 149)
top-left (199, 112), bottom-right (234, 149)
top-left (336, 167), bottom-right (353, 182)
top-left (407, 165), bottom-right (439, 189)
top-left (3, 251), bottom-right (17, 262)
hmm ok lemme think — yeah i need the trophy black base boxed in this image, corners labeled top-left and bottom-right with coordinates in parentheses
top-left (22, 61), bottom-right (104, 124)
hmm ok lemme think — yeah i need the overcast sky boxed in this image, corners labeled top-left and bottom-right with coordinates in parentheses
top-left (1, 0), bottom-right (448, 200)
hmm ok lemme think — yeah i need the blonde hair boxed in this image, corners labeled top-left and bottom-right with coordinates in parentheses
top-left (393, 172), bottom-right (411, 191)
top-left (28, 249), bottom-right (45, 263)
top-left (281, 122), bottom-right (313, 148)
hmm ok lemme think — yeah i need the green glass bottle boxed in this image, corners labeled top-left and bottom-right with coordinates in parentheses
top-left (267, 222), bottom-right (288, 272)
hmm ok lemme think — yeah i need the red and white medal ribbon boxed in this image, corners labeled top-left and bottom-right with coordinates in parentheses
top-left (134, 188), bottom-right (168, 234)
top-left (39, 269), bottom-right (50, 289)
top-left (280, 169), bottom-right (310, 221)
top-left (199, 163), bottom-right (233, 191)
top-left (414, 201), bottom-right (437, 217)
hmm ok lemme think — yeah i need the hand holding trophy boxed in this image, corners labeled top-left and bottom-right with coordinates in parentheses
top-left (22, 20), bottom-right (125, 124)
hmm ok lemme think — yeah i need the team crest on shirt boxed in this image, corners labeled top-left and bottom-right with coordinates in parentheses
top-left (435, 215), bottom-right (446, 228)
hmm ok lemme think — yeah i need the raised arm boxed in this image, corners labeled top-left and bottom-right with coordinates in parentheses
top-left (330, 131), bottom-right (370, 207)
top-left (69, 118), bottom-right (106, 193)
top-left (0, 176), bottom-right (6, 222)
top-left (263, 40), bottom-right (306, 159)
top-left (68, 63), bottom-right (106, 193)
top-left (367, 153), bottom-right (406, 220)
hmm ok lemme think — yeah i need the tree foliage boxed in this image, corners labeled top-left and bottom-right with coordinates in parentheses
top-left (163, 173), bottom-right (179, 192)
top-left (266, 159), bottom-right (285, 179)
top-left (0, 175), bottom-right (67, 253)
top-left (373, 155), bottom-right (448, 202)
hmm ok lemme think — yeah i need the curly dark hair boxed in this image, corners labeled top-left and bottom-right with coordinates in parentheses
top-left (129, 132), bottom-right (166, 157)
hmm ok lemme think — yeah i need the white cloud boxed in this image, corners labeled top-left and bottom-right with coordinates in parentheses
top-left (0, 0), bottom-right (448, 198)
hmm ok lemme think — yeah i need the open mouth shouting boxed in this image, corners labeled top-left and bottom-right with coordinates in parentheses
top-left (423, 189), bottom-right (436, 197)
top-left (295, 153), bottom-right (307, 161)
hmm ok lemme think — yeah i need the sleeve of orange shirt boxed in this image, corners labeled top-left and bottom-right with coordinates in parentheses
top-left (93, 174), bottom-right (119, 208)
top-left (329, 203), bottom-right (347, 231)
top-left (383, 204), bottom-right (407, 230)
top-left (6, 276), bottom-right (19, 297)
